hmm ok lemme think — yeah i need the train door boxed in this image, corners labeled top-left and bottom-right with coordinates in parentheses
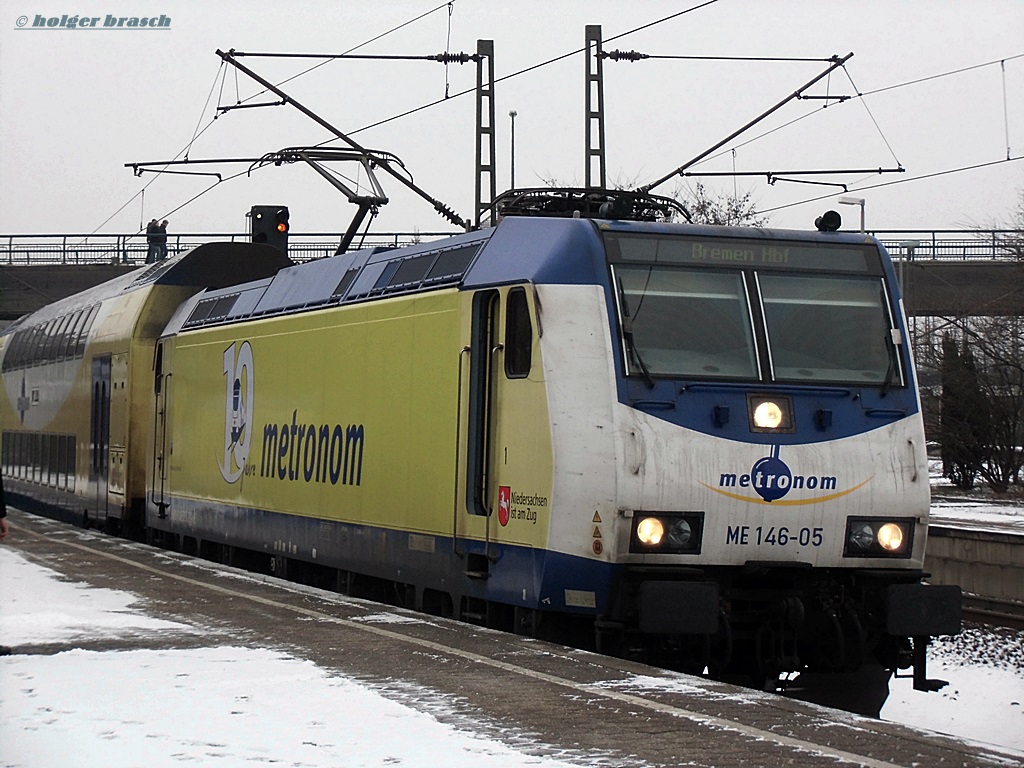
top-left (461, 286), bottom-right (538, 577)
top-left (151, 341), bottom-right (171, 520)
top-left (89, 355), bottom-right (111, 522)
top-left (107, 352), bottom-right (128, 515)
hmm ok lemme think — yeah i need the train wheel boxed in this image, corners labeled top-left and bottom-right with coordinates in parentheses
top-left (514, 607), bottom-right (539, 637)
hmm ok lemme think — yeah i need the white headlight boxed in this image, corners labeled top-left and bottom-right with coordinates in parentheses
top-left (636, 517), bottom-right (664, 545)
top-left (877, 523), bottom-right (905, 551)
top-left (753, 400), bottom-right (784, 429)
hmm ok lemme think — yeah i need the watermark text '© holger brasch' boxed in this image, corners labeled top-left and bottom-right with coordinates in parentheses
top-left (17, 14), bottom-right (171, 29)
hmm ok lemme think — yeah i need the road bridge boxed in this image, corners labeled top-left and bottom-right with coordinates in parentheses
top-left (1, 229), bottom-right (1021, 323)
top-left (900, 261), bottom-right (1024, 317)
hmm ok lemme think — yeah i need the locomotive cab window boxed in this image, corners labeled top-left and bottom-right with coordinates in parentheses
top-left (504, 287), bottom-right (533, 378)
top-left (604, 232), bottom-right (903, 388)
top-left (613, 266), bottom-right (759, 380)
top-left (759, 274), bottom-right (900, 385)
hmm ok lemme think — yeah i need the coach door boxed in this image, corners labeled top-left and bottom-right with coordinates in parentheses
top-left (89, 355), bottom-right (111, 519)
top-left (462, 286), bottom-right (537, 575)
top-left (151, 341), bottom-right (170, 519)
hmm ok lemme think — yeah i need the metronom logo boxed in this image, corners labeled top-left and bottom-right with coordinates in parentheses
top-left (703, 445), bottom-right (872, 506)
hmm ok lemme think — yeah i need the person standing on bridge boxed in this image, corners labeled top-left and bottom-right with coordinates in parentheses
top-left (156, 219), bottom-right (169, 261)
top-left (145, 218), bottom-right (160, 263)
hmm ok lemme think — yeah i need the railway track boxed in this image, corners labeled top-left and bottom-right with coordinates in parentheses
top-left (925, 522), bottom-right (1024, 630)
top-left (961, 595), bottom-right (1024, 630)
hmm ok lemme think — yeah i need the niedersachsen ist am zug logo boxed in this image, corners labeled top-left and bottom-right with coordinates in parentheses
top-left (703, 445), bottom-right (872, 505)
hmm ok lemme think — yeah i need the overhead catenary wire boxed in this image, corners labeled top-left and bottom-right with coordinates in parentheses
top-left (757, 155), bottom-right (1024, 218)
top-left (90, 1), bottom-right (457, 240)
top-left (690, 51), bottom-right (1022, 179)
top-left (839, 67), bottom-right (902, 168)
top-left (445, 0), bottom-right (454, 98)
top-left (104, 0), bottom-right (1021, 236)
top-left (228, 1), bottom-right (456, 107)
top-left (1003, 60), bottom-right (1012, 160)
top-left (311, 0), bottom-right (722, 143)
top-left (604, 52), bottom-right (838, 63)
top-left (857, 52), bottom-right (1024, 97)
top-left (186, 62), bottom-right (229, 161)
top-left (110, 0), bottom-right (724, 230)
top-left (747, 55), bottom-right (1022, 218)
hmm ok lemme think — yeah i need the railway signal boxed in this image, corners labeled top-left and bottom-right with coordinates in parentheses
top-left (250, 205), bottom-right (289, 253)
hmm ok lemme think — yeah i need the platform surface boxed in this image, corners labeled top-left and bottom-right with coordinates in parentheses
top-left (2, 509), bottom-right (1019, 768)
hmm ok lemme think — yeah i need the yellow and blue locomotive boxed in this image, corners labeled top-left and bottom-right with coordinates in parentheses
top-left (0, 207), bottom-right (960, 714)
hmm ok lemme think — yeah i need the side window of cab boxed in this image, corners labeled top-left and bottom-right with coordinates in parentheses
top-left (504, 287), bottom-right (532, 378)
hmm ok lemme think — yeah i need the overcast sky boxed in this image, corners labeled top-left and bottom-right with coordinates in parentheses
top-left (1, 0), bottom-right (1022, 237)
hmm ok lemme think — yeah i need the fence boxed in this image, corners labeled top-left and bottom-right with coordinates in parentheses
top-left (875, 230), bottom-right (1023, 261)
top-left (0, 229), bottom-right (1020, 267)
top-left (0, 231), bottom-right (461, 267)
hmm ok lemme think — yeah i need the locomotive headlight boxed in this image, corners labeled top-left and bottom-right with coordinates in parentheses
top-left (630, 512), bottom-right (704, 554)
top-left (877, 523), bottom-right (905, 552)
top-left (747, 394), bottom-right (794, 433)
top-left (636, 517), bottom-right (665, 545)
top-left (844, 517), bottom-right (913, 558)
top-left (667, 519), bottom-right (693, 549)
top-left (848, 523), bottom-right (875, 551)
top-left (753, 400), bottom-right (783, 429)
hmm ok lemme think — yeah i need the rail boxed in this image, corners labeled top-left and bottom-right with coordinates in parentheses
top-left (926, 524), bottom-right (1024, 629)
top-left (0, 229), bottom-right (1020, 267)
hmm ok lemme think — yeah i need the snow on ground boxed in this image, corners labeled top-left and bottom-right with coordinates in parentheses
top-left (881, 627), bottom-right (1024, 752)
top-left (928, 457), bottom-right (1024, 533)
top-left (0, 549), bottom-right (615, 768)
top-left (2, 482), bottom-right (1024, 765)
top-left (929, 496), bottom-right (1024, 534)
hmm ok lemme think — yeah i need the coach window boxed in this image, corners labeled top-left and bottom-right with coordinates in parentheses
top-left (504, 287), bottom-right (532, 378)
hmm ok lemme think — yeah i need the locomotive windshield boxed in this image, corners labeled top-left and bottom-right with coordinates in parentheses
top-left (606, 232), bottom-right (902, 387)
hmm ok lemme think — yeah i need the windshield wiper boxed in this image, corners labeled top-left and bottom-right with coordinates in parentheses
top-left (881, 328), bottom-right (899, 397)
top-left (878, 284), bottom-right (900, 397)
top-left (615, 277), bottom-right (655, 389)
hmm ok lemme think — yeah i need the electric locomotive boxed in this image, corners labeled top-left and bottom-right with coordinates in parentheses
top-left (0, 204), bottom-right (960, 715)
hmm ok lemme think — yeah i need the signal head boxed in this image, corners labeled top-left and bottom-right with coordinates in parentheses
top-left (815, 210), bottom-right (842, 232)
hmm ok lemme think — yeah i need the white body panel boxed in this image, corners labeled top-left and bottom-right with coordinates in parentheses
top-left (537, 284), bottom-right (930, 569)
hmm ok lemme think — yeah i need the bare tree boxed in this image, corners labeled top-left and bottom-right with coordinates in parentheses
top-left (938, 332), bottom-right (987, 489)
top-left (971, 186), bottom-right (1024, 259)
top-left (922, 185), bottom-right (1024, 494)
top-left (928, 312), bottom-right (1024, 494)
top-left (674, 182), bottom-right (769, 227)
top-left (964, 316), bottom-right (1024, 492)
top-left (994, 187), bottom-right (1024, 260)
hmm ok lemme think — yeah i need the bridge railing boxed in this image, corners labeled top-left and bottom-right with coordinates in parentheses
top-left (0, 231), bottom-right (461, 266)
top-left (877, 230), bottom-right (1023, 262)
top-left (0, 229), bottom-right (1020, 266)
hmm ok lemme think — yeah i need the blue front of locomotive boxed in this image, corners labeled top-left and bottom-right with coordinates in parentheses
top-left (466, 215), bottom-right (958, 694)
top-left (589, 220), bottom-right (959, 686)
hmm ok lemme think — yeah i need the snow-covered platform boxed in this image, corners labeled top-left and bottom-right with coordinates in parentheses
top-left (2, 508), bottom-right (1021, 768)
